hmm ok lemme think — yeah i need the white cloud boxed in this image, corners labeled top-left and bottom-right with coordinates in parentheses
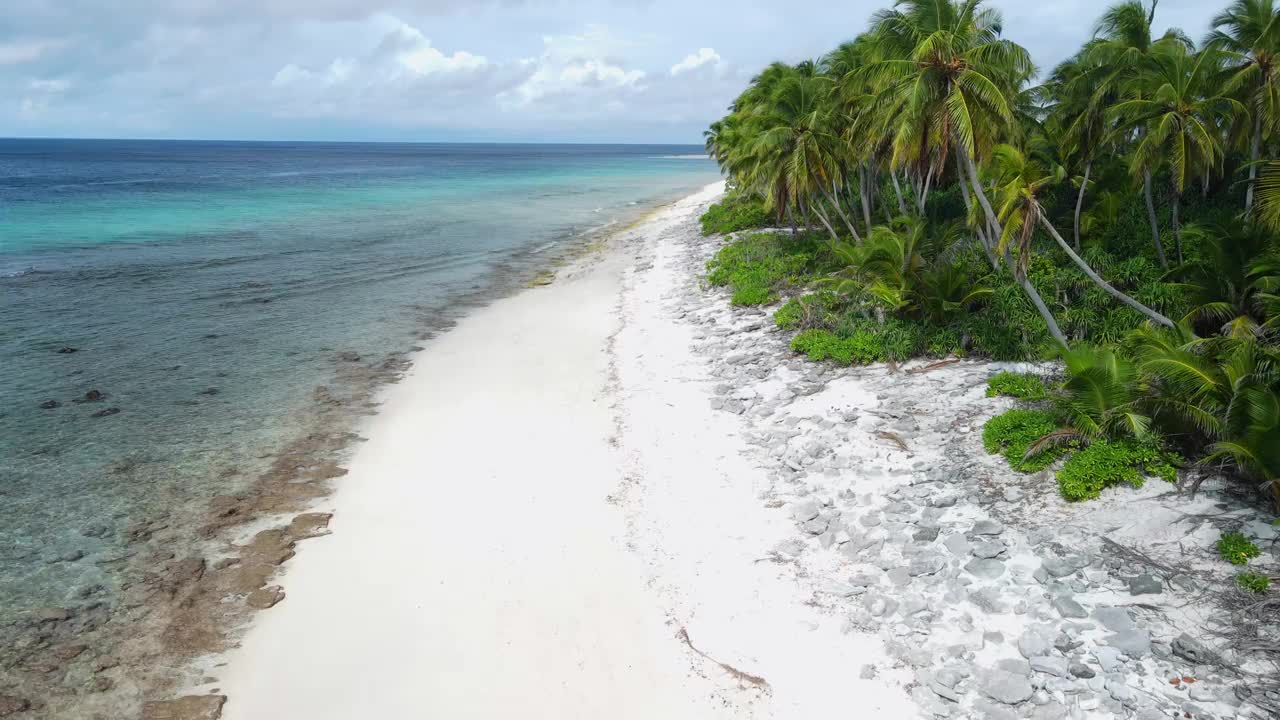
top-left (0, 40), bottom-right (60, 66)
top-left (498, 25), bottom-right (645, 110)
top-left (670, 47), bottom-right (720, 76)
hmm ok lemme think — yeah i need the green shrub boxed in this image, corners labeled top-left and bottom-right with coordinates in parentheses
top-left (1236, 572), bottom-right (1271, 593)
top-left (789, 329), bottom-right (884, 365)
top-left (1055, 440), bottom-right (1178, 502)
top-left (1218, 532), bottom-right (1262, 566)
top-left (706, 232), bottom-right (832, 306)
top-left (700, 194), bottom-right (770, 235)
top-left (986, 371), bottom-right (1048, 400)
top-left (924, 326), bottom-right (965, 356)
top-left (982, 409), bottom-right (1062, 472)
top-left (774, 292), bottom-right (843, 330)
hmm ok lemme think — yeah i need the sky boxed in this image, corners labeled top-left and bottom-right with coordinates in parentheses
top-left (0, 0), bottom-right (1225, 144)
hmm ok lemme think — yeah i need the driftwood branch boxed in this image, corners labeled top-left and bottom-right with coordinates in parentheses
top-left (677, 627), bottom-right (770, 692)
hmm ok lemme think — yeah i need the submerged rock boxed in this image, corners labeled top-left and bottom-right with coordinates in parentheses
top-left (91, 407), bottom-right (121, 418)
top-left (38, 400), bottom-right (60, 409)
top-left (141, 695), bottom-right (227, 720)
top-left (56, 346), bottom-right (78, 354)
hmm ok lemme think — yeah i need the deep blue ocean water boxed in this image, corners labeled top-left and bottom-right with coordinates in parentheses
top-left (0, 139), bottom-right (719, 611)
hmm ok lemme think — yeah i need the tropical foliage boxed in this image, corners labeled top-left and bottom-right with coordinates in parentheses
top-left (702, 0), bottom-right (1280, 507)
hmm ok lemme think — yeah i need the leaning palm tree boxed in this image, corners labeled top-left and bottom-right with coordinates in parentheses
top-left (987, 143), bottom-right (1177, 327)
top-left (1111, 43), bottom-right (1242, 263)
top-left (1206, 0), bottom-right (1280, 215)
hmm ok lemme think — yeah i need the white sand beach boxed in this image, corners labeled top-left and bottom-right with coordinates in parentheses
top-left (209, 182), bottom-right (909, 719)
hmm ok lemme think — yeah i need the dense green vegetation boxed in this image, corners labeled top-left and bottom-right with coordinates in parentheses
top-left (1237, 571), bottom-right (1271, 592)
top-left (701, 0), bottom-right (1280, 507)
top-left (986, 371), bottom-right (1048, 400)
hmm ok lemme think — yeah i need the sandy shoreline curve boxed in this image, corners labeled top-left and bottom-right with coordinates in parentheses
top-left (208, 182), bottom-right (733, 718)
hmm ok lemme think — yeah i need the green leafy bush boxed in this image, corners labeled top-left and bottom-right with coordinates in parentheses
top-left (1237, 572), bottom-right (1271, 593)
top-left (774, 292), bottom-right (843, 330)
top-left (982, 409), bottom-right (1062, 472)
top-left (1217, 532), bottom-right (1262, 566)
top-left (706, 232), bottom-right (832, 306)
top-left (986, 371), bottom-right (1048, 400)
top-left (700, 194), bottom-right (770, 235)
top-left (1055, 440), bottom-right (1178, 502)
top-left (789, 329), bottom-right (884, 365)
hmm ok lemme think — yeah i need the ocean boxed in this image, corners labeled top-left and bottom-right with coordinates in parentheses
top-left (0, 139), bottom-right (719, 617)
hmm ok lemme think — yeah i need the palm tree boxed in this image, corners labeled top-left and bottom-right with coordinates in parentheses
top-left (987, 144), bottom-right (1177, 327)
top-left (749, 72), bottom-right (860, 242)
top-left (859, 0), bottom-right (1068, 345)
top-left (1087, 0), bottom-right (1194, 267)
top-left (1206, 0), bottom-right (1280, 215)
top-left (1111, 43), bottom-right (1241, 263)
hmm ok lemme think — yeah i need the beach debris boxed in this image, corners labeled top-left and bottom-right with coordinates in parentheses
top-left (676, 626), bottom-right (770, 693)
top-left (875, 430), bottom-right (909, 452)
top-left (907, 358), bottom-right (960, 374)
top-left (141, 694), bottom-right (226, 720)
top-left (38, 400), bottom-right (60, 409)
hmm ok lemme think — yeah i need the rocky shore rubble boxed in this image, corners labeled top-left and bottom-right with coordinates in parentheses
top-left (670, 228), bottom-right (1280, 719)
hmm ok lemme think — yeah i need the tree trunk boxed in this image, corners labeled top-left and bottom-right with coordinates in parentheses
top-left (1171, 191), bottom-right (1182, 264)
top-left (859, 164), bottom-right (873, 234)
top-left (955, 155), bottom-right (1000, 270)
top-left (1143, 169), bottom-right (1169, 268)
top-left (918, 165), bottom-right (934, 214)
top-left (810, 203), bottom-right (842, 244)
top-left (1247, 107), bottom-right (1263, 215)
top-left (1073, 161), bottom-right (1091, 251)
top-left (785, 203), bottom-right (797, 235)
top-left (820, 182), bottom-right (862, 242)
top-left (890, 170), bottom-right (907, 215)
top-left (960, 151), bottom-right (1068, 346)
top-left (1039, 216), bottom-right (1175, 327)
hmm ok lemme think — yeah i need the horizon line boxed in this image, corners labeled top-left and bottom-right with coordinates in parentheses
top-left (0, 135), bottom-right (708, 146)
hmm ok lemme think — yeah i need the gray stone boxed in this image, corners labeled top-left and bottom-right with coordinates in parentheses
top-left (972, 541), bottom-right (1007, 559)
top-left (1069, 663), bottom-right (1095, 679)
top-left (1030, 705), bottom-right (1067, 720)
top-left (860, 664), bottom-right (877, 679)
top-left (1051, 595), bottom-right (1088, 619)
top-left (1093, 607), bottom-right (1136, 632)
top-left (971, 520), bottom-right (1004, 536)
top-left (1029, 656), bottom-right (1069, 677)
top-left (790, 500), bottom-right (820, 522)
top-left (997, 658), bottom-right (1031, 676)
top-left (802, 518), bottom-right (829, 535)
top-left (887, 567), bottom-right (911, 586)
top-left (1040, 557), bottom-right (1077, 578)
top-left (1126, 573), bottom-right (1163, 595)
top-left (909, 556), bottom-right (946, 577)
top-left (943, 534), bottom-right (971, 556)
top-left (928, 680), bottom-right (961, 703)
top-left (968, 587), bottom-right (1008, 614)
top-left (1105, 629), bottom-right (1151, 657)
top-left (1188, 685), bottom-right (1218, 702)
top-left (965, 558), bottom-right (1006, 580)
top-left (848, 573), bottom-right (878, 588)
top-left (913, 526), bottom-right (940, 542)
top-left (1018, 631), bottom-right (1052, 659)
top-left (1172, 633), bottom-right (1216, 665)
top-left (1092, 646), bottom-right (1123, 672)
top-left (935, 667), bottom-right (967, 689)
top-left (979, 670), bottom-right (1034, 705)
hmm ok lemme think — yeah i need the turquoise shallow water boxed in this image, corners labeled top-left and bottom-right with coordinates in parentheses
top-left (0, 140), bottom-right (719, 611)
